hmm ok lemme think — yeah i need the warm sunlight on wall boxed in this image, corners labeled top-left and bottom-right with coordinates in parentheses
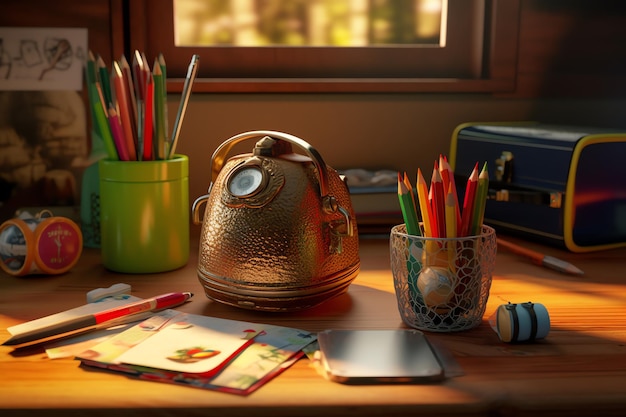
top-left (174, 0), bottom-right (445, 47)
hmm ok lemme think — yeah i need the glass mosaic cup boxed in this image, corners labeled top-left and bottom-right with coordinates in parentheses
top-left (390, 224), bottom-right (497, 332)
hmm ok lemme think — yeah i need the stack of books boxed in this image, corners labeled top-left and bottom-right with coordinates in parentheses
top-left (341, 169), bottom-right (403, 237)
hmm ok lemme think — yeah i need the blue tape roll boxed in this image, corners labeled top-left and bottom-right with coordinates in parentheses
top-left (496, 302), bottom-right (550, 343)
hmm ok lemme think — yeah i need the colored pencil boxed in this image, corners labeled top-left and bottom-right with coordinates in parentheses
top-left (119, 55), bottom-right (138, 140)
top-left (397, 172), bottom-right (421, 236)
top-left (132, 50), bottom-right (147, 102)
top-left (158, 53), bottom-right (169, 142)
top-left (471, 162), bottom-right (489, 235)
top-left (107, 106), bottom-right (130, 161)
top-left (111, 61), bottom-right (137, 160)
top-left (152, 58), bottom-right (167, 159)
top-left (459, 163), bottom-right (479, 236)
top-left (89, 82), bottom-right (118, 160)
top-left (402, 171), bottom-right (418, 216)
top-left (416, 168), bottom-right (433, 238)
top-left (131, 51), bottom-right (147, 158)
top-left (143, 73), bottom-right (154, 161)
top-left (445, 182), bottom-right (459, 269)
top-left (438, 155), bottom-right (450, 193)
top-left (430, 164), bottom-right (446, 237)
top-left (445, 183), bottom-right (458, 239)
top-left (439, 155), bottom-right (461, 232)
top-left (85, 50), bottom-right (98, 87)
top-left (97, 55), bottom-right (112, 108)
top-left (84, 51), bottom-right (188, 163)
top-left (94, 83), bottom-right (108, 119)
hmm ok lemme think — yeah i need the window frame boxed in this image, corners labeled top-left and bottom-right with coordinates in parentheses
top-left (125, 0), bottom-right (519, 93)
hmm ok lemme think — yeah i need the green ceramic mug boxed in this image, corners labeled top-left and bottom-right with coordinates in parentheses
top-left (99, 155), bottom-right (189, 273)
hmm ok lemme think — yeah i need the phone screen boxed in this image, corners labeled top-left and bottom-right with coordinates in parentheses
top-left (318, 329), bottom-right (444, 384)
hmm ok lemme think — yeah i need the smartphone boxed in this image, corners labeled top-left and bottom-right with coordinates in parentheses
top-left (317, 329), bottom-right (444, 384)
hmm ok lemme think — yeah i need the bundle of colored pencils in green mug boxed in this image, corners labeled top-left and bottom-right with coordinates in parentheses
top-left (85, 50), bottom-right (199, 162)
top-left (397, 155), bottom-right (488, 238)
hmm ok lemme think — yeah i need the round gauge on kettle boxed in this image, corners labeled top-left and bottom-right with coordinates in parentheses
top-left (221, 157), bottom-right (283, 209)
top-left (228, 166), bottom-right (264, 197)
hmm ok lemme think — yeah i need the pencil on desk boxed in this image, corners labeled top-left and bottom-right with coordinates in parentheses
top-left (497, 238), bottom-right (584, 275)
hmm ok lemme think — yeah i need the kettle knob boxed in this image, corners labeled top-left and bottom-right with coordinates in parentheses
top-left (209, 130), bottom-right (334, 211)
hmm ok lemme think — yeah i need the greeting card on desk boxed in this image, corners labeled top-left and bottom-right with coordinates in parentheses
top-left (77, 313), bottom-right (315, 395)
top-left (76, 310), bottom-right (180, 365)
top-left (207, 323), bottom-right (316, 394)
top-left (83, 313), bottom-right (264, 377)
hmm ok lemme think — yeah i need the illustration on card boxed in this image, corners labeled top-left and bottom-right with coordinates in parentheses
top-left (113, 315), bottom-right (264, 375)
top-left (167, 346), bottom-right (221, 363)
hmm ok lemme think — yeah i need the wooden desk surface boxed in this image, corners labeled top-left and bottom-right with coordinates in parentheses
top-left (1, 234), bottom-right (626, 417)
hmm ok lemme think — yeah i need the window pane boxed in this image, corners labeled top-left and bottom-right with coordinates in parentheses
top-left (173, 0), bottom-right (445, 47)
top-left (128, 0), bottom-right (519, 92)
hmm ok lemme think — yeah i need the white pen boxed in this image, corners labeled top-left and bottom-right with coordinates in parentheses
top-left (168, 54), bottom-right (199, 159)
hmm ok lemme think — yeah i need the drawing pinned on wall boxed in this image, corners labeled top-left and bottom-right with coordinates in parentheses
top-left (0, 28), bottom-right (90, 222)
top-left (0, 40), bottom-right (12, 80)
top-left (0, 27), bottom-right (87, 91)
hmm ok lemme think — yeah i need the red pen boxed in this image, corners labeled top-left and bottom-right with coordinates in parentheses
top-left (2, 292), bottom-right (193, 347)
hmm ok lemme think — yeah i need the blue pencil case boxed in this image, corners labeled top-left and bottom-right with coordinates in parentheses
top-left (450, 122), bottom-right (626, 252)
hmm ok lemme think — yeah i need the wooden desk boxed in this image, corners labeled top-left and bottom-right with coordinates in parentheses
top-left (1, 235), bottom-right (626, 417)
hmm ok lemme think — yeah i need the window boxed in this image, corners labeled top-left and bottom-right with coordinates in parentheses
top-left (127, 0), bottom-right (519, 93)
top-left (173, 0), bottom-right (445, 47)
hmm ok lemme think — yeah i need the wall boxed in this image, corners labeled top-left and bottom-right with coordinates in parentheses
top-left (2, 0), bottom-right (626, 221)
top-left (173, 93), bottom-right (626, 204)
top-left (162, 0), bottom-right (626, 203)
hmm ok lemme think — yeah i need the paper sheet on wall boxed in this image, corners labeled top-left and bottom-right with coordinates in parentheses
top-left (0, 27), bottom-right (87, 91)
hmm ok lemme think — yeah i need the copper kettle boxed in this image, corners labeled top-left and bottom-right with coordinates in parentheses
top-left (192, 131), bottom-right (360, 311)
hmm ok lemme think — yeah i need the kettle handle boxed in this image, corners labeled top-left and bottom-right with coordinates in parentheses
top-left (209, 130), bottom-right (333, 202)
